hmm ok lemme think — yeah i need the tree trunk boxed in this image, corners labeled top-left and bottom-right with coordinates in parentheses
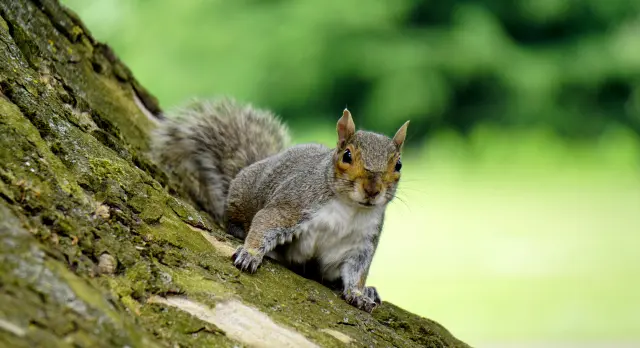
top-left (0, 1), bottom-right (470, 347)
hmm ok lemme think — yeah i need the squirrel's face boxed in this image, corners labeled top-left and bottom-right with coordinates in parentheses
top-left (332, 109), bottom-right (409, 208)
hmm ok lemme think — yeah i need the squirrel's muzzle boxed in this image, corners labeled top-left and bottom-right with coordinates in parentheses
top-left (362, 174), bottom-right (383, 199)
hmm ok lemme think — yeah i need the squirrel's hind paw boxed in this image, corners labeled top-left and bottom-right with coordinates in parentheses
top-left (364, 286), bottom-right (382, 305)
top-left (342, 287), bottom-right (380, 313)
top-left (232, 246), bottom-right (263, 273)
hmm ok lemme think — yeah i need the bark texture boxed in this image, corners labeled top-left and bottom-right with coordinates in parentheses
top-left (0, 1), bottom-right (471, 347)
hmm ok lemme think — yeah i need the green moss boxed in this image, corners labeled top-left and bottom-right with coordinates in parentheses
top-left (126, 183), bottom-right (167, 223)
top-left (138, 204), bottom-right (162, 223)
top-left (167, 196), bottom-right (213, 230)
top-left (0, 13), bottom-right (8, 31)
top-left (70, 25), bottom-right (84, 40)
top-left (143, 214), bottom-right (213, 253)
top-left (50, 260), bottom-right (122, 327)
top-left (120, 295), bottom-right (142, 315)
top-left (0, 204), bottom-right (160, 348)
top-left (89, 158), bottom-right (127, 183)
top-left (124, 262), bottom-right (155, 298)
top-left (0, 98), bottom-right (84, 200)
top-left (105, 276), bottom-right (134, 299)
top-left (167, 197), bottom-right (189, 218)
top-left (156, 264), bottom-right (230, 299)
top-left (0, 180), bottom-right (15, 202)
top-left (138, 304), bottom-right (237, 347)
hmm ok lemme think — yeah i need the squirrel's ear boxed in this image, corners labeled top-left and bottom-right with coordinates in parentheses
top-left (393, 121), bottom-right (410, 149)
top-left (337, 108), bottom-right (356, 148)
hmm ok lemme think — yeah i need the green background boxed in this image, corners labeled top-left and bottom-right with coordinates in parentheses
top-left (60, 0), bottom-right (640, 346)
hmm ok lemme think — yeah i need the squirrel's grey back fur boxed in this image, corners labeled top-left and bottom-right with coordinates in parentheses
top-left (150, 98), bottom-right (290, 221)
top-left (223, 143), bottom-right (335, 237)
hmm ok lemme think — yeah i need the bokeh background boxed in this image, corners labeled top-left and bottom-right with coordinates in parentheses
top-left (60, 1), bottom-right (640, 346)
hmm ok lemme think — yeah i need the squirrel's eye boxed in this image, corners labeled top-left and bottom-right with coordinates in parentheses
top-left (395, 159), bottom-right (402, 172)
top-left (342, 149), bottom-right (352, 164)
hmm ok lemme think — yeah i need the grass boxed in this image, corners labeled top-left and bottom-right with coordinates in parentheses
top-left (294, 124), bottom-right (640, 346)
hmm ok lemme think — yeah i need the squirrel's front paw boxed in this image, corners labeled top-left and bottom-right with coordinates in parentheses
top-left (342, 287), bottom-right (380, 313)
top-left (231, 246), bottom-right (263, 273)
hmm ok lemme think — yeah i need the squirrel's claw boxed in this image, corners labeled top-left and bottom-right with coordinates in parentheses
top-left (364, 286), bottom-right (382, 305)
top-left (232, 246), bottom-right (263, 273)
top-left (342, 287), bottom-right (380, 313)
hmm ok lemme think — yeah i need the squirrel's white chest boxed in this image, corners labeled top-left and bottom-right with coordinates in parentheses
top-left (282, 199), bottom-right (382, 280)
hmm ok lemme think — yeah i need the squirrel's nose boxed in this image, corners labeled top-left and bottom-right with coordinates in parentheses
top-left (363, 175), bottom-right (382, 199)
top-left (364, 186), bottom-right (380, 198)
top-left (365, 189), bottom-right (380, 198)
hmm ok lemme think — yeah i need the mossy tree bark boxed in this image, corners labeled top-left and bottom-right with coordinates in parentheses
top-left (0, 1), bottom-right (471, 347)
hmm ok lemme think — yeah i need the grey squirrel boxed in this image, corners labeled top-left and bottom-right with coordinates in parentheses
top-left (150, 97), bottom-right (409, 313)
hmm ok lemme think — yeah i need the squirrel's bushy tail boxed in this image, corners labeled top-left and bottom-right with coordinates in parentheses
top-left (150, 97), bottom-right (290, 222)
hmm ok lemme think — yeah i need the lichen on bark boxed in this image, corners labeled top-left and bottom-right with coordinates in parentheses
top-left (0, 1), bottom-right (471, 347)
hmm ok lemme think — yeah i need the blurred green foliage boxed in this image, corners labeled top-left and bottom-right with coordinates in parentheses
top-left (61, 0), bottom-right (640, 145)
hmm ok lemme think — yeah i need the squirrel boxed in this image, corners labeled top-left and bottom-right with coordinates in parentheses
top-left (150, 97), bottom-right (409, 313)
